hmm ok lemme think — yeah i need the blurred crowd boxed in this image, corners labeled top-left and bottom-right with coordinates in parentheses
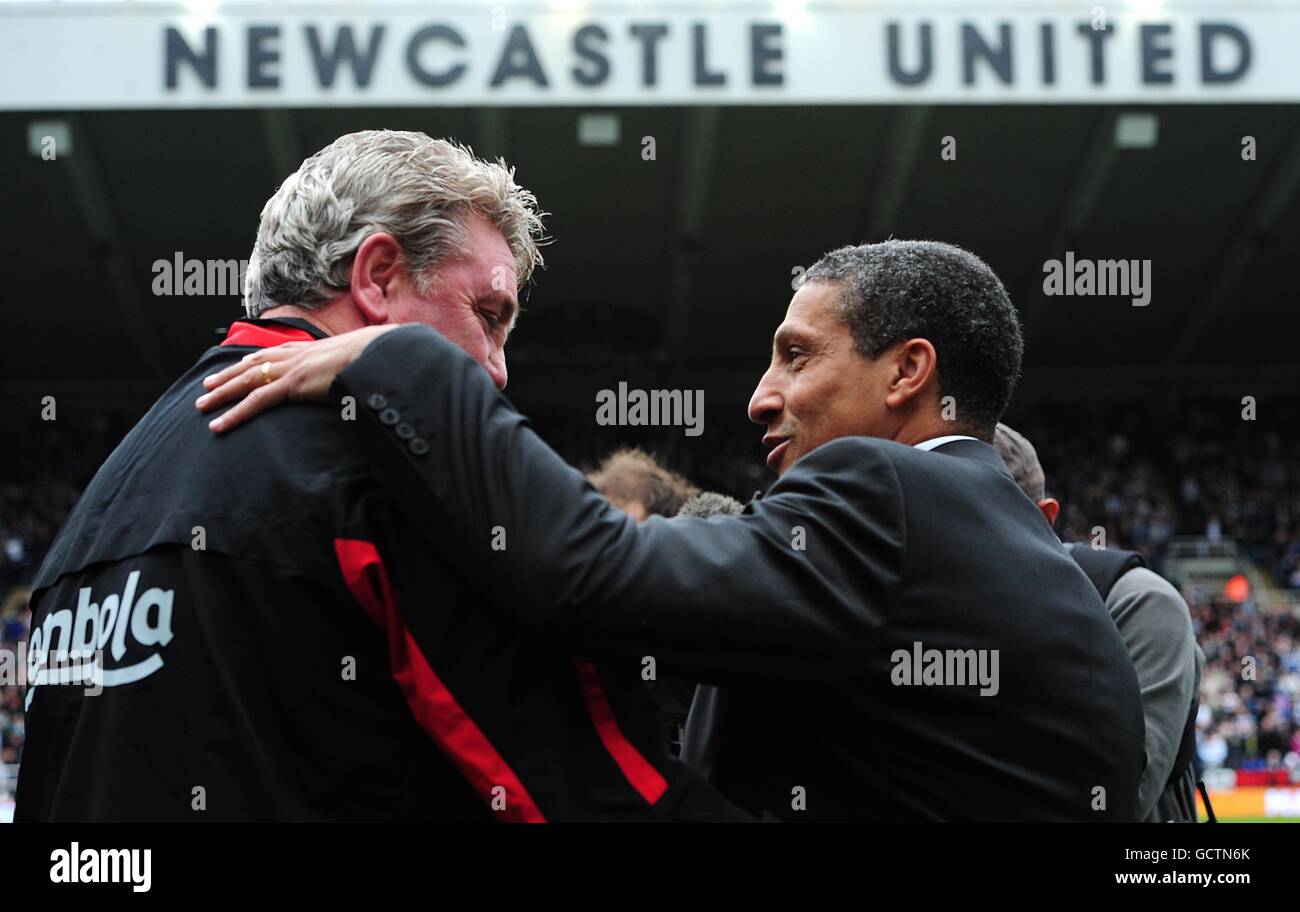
top-left (1, 601), bottom-right (26, 771)
top-left (1, 397), bottom-right (1297, 794)
top-left (0, 412), bottom-right (125, 796)
top-left (1192, 596), bottom-right (1300, 777)
top-left (1008, 399), bottom-right (1300, 581)
top-left (1004, 399), bottom-right (1300, 780)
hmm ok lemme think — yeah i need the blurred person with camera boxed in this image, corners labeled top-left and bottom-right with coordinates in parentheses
top-left (587, 447), bottom-right (699, 523)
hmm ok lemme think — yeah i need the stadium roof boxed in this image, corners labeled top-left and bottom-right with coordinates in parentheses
top-left (4, 102), bottom-right (1299, 414)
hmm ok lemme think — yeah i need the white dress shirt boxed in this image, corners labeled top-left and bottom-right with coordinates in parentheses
top-left (912, 435), bottom-right (978, 452)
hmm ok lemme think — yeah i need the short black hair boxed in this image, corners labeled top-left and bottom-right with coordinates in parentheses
top-left (802, 240), bottom-right (1023, 440)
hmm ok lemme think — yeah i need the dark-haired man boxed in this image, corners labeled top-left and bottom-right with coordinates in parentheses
top-left (199, 240), bottom-right (1145, 821)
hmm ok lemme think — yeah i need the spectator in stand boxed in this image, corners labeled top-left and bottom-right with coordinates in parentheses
top-left (586, 447), bottom-right (700, 522)
top-left (1192, 595), bottom-right (1300, 780)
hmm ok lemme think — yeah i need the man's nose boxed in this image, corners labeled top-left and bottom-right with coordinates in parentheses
top-left (748, 368), bottom-right (782, 426)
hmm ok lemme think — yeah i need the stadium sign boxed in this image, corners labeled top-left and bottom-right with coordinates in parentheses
top-left (1, 0), bottom-right (1299, 109)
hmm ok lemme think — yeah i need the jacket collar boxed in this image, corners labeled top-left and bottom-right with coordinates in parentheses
top-left (930, 436), bottom-right (1015, 480)
top-left (220, 317), bottom-right (328, 348)
top-left (750, 435), bottom-right (1013, 506)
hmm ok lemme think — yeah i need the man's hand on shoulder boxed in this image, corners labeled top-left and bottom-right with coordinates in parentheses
top-left (196, 324), bottom-right (403, 433)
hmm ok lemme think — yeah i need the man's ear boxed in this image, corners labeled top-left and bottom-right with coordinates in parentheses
top-left (883, 338), bottom-right (938, 410)
top-left (1038, 497), bottom-right (1061, 525)
top-left (349, 232), bottom-right (405, 325)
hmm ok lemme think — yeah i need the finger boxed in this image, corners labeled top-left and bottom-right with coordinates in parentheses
top-left (195, 362), bottom-right (275, 413)
top-left (194, 363), bottom-right (259, 413)
top-left (201, 355), bottom-right (259, 392)
top-left (207, 379), bottom-right (291, 434)
top-left (201, 343), bottom-right (305, 390)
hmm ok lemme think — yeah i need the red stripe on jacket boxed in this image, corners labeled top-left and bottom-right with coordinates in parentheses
top-left (574, 659), bottom-right (669, 805)
top-left (334, 538), bottom-right (546, 823)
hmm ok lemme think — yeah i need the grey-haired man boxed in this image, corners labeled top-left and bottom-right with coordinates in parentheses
top-left (18, 131), bottom-right (747, 822)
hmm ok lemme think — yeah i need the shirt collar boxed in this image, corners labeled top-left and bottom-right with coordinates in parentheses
top-left (220, 317), bottom-right (329, 347)
top-left (913, 435), bottom-right (979, 452)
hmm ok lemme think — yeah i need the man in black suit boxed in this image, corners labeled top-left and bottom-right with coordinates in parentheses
top-left (199, 240), bottom-right (1145, 821)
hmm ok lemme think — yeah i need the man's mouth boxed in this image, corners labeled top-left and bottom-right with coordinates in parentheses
top-left (763, 435), bottom-right (790, 471)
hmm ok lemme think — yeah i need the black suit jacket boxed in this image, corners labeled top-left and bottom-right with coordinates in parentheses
top-left (334, 325), bottom-right (1145, 821)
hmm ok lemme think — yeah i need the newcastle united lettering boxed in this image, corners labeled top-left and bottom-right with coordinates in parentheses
top-left (159, 15), bottom-right (1252, 97)
top-left (0, 5), bottom-right (1288, 110)
top-left (163, 20), bottom-right (787, 93)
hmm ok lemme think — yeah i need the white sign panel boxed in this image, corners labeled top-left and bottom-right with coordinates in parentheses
top-left (0, 0), bottom-right (1296, 109)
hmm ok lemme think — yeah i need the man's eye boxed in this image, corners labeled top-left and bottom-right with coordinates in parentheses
top-left (480, 310), bottom-right (500, 329)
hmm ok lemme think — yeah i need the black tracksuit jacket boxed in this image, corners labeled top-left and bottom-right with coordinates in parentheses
top-left (16, 318), bottom-right (746, 822)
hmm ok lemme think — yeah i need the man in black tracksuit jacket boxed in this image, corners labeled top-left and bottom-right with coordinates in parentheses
top-left (16, 317), bottom-right (746, 822)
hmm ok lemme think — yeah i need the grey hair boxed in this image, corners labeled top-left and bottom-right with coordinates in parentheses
top-left (676, 491), bottom-right (745, 519)
top-left (244, 130), bottom-right (546, 317)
